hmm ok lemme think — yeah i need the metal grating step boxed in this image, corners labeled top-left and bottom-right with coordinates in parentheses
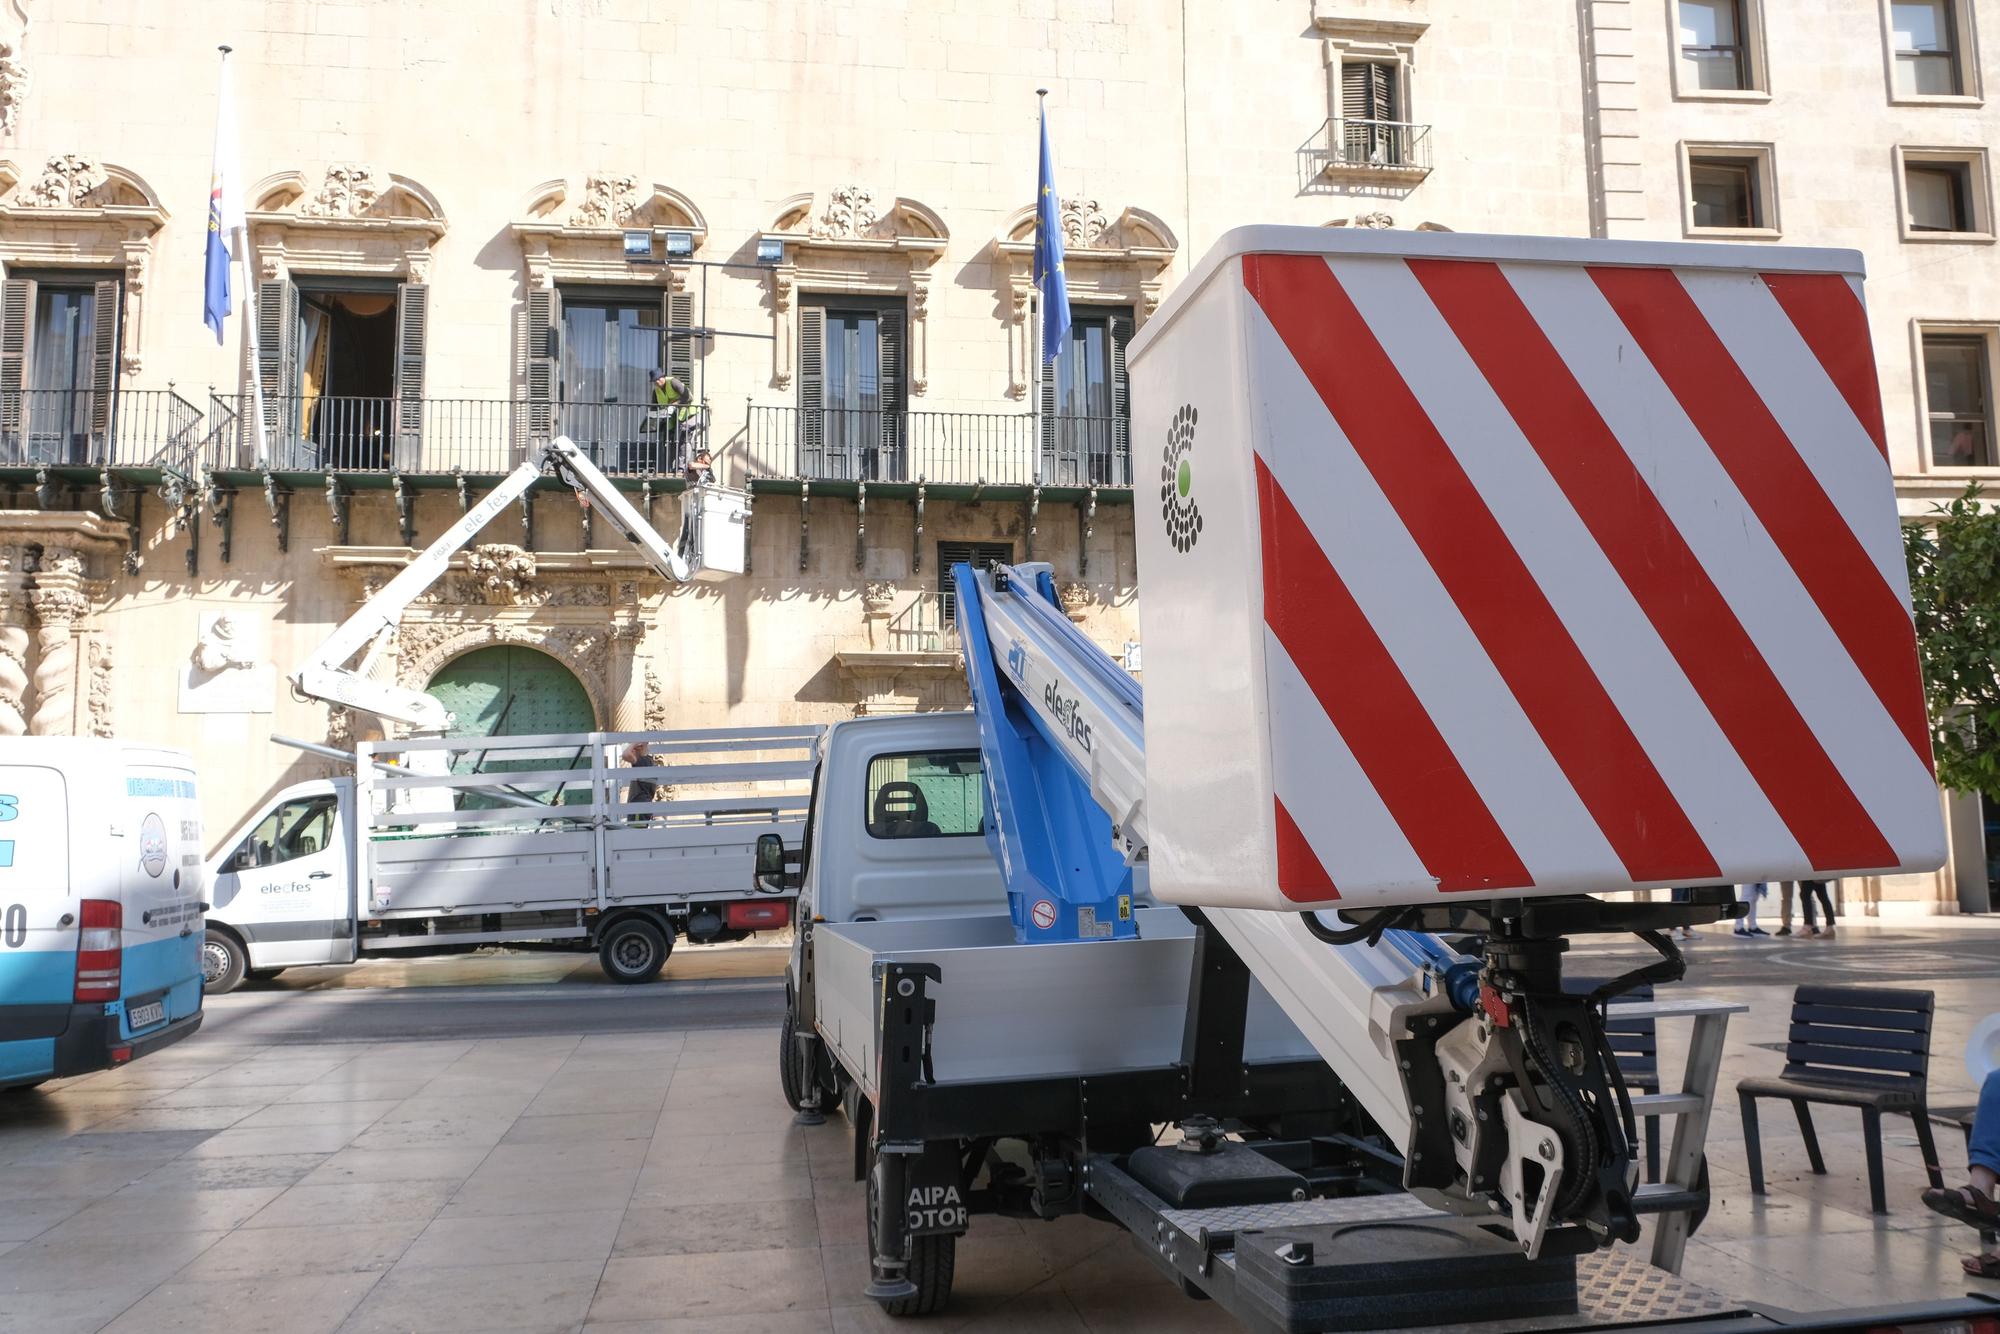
top-left (1159, 1191), bottom-right (1439, 1242)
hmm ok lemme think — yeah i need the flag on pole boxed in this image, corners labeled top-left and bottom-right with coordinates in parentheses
top-left (1033, 94), bottom-right (1071, 364)
top-left (203, 48), bottom-right (244, 345)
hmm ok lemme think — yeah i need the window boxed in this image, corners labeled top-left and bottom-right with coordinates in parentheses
top-left (864, 750), bottom-right (985, 839)
top-left (1676, 0), bottom-right (1764, 93)
top-left (1922, 333), bottom-right (1994, 468)
top-left (937, 541), bottom-right (1014, 625)
top-left (561, 292), bottom-right (664, 473)
top-left (1682, 145), bottom-right (1778, 235)
top-left (255, 277), bottom-right (426, 471)
top-left (1889, 0), bottom-right (1970, 97)
top-left (1310, 24), bottom-right (1430, 181)
top-left (1898, 149), bottom-right (1992, 240)
top-left (0, 274), bottom-right (120, 466)
top-left (1340, 61), bottom-right (1402, 165)
top-left (798, 298), bottom-right (907, 481)
top-left (1040, 306), bottom-right (1133, 487)
top-left (228, 795), bottom-right (340, 870)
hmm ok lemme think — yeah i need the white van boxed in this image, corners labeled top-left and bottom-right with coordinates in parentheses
top-left (0, 739), bottom-right (206, 1090)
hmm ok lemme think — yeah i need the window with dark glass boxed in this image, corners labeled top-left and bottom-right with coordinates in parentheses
top-left (1040, 306), bottom-right (1132, 487)
top-left (229, 794), bottom-right (340, 870)
top-left (1679, 0), bottom-right (1754, 91)
top-left (561, 293), bottom-right (662, 472)
top-left (1892, 0), bottom-right (1963, 96)
top-left (937, 541), bottom-right (1014, 625)
top-left (798, 298), bottom-right (907, 482)
top-left (251, 276), bottom-right (426, 472)
top-left (1925, 334), bottom-right (1994, 467)
top-left (1907, 162), bottom-right (1975, 232)
top-left (864, 750), bottom-right (985, 839)
top-left (0, 274), bottom-right (120, 466)
top-left (1689, 157), bottom-right (1763, 229)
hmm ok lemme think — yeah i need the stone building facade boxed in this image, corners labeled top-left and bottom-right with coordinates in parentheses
top-left (0, 0), bottom-right (1994, 914)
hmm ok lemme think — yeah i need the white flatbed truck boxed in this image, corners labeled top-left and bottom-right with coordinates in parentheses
top-left (768, 227), bottom-right (1999, 1331)
top-left (200, 725), bottom-right (818, 992)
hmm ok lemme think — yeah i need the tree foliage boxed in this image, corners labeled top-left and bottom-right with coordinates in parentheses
top-left (1903, 484), bottom-right (2000, 800)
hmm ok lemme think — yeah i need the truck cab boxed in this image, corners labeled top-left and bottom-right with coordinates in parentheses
top-left (0, 739), bottom-right (206, 1091)
top-left (203, 778), bottom-right (356, 990)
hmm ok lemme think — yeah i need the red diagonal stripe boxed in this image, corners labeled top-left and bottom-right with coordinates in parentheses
top-left (1410, 258), bottom-right (1900, 872)
top-left (1589, 266), bottom-right (1932, 769)
top-left (1255, 455), bottom-right (1530, 892)
top-left (1760, 272), bottom-right (1888, 460)
top-left (1246, 254), bottom-right (1718, 884)
top-left (1273, 797), bottom-right (1339, 903)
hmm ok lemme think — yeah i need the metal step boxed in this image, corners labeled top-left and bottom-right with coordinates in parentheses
top-left (1629, 1091), bottom-right (1702, 1117)
top-left (1631, 1182), bottom-right (1703, 1216)
top-left (1158, 1191), bottom-right (1440, 1245)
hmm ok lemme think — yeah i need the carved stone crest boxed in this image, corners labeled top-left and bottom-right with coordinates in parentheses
top-left (569, 173), bottom-right (639, 228)
top-left (463, 544), bottom-right (537, 605)
top-left (1352, 210), bottom-right (1396, 229)
top-left (1060, 198), bottom-right (1110, 249)
top-left (808, 185), bottom-right (880, 240)
top-left (1056, 581), bottom-right (1091, 622)
top-left (20, 153), bottom-right (102, 208)
top-left (300, 164), bottom-right (380, 219)
top-left (87, 638), bottom-right (113, 738)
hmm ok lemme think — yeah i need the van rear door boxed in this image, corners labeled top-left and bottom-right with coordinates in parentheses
top-left (118, 765), bottom-right (204, 1041)
top-left (0, 764), bottom-right (72, 1087)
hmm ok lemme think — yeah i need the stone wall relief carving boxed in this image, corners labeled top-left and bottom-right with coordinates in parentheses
top-left (246, 166), bottom-right (447, 283)
top-left (300, 163), bottom-right (381, 219)
top-left (27, 545), bottom-right (87, 736)
top-left (809, 185), bottom-right (883, 240)
top-left (569, 172), bottom-right (641, 228)
top-left (0, 547), bottom-right (27, 737)
top-left (180, 610), bottom-right (275, 715)
top-left (0, 0), bottom-right (25, 141)
top-left (86, 638), bottom-right (113, 738)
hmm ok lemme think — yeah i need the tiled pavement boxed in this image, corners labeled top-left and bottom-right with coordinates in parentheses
top-left (1, 937), bottom-right (1997, 1332)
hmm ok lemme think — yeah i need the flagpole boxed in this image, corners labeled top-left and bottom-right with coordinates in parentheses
top-left (217, 45), bottom-right (269, 467)
top-left (1034, 88), bottom-right (1048, 415)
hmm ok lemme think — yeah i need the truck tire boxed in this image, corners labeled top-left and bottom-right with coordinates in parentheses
top-left (780, 1010), bottom-right (834, 1113)
top-left (867, 1157), bottom-right (956, 1317)
top-left (201, 928), bottom-right (247, 995)
top-left (598, 917), bottom-right (671, 984)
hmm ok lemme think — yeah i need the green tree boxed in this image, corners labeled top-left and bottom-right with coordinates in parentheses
top-left (1904, 484), bottom-right (2000, 800)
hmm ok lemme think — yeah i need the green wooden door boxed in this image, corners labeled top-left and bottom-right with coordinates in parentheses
top-left (428, 647), bottom-right (595, 807)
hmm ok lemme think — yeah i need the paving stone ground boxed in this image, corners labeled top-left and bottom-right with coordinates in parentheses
top-left (1, 924), bottom-right (1996, 1332)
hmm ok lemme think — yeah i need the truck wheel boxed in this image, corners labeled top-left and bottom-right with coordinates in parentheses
top-left (201, 928), bottom-right (247, 995)
top-left (598, 917), bottom-right (670, 984)
top-left (780, 1010), bottom-right (834, 1113)
top-left (867, 1158), bottom-right (956, 1317)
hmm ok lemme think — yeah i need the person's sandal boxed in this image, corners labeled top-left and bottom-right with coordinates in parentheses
top-left (1962, 1252), bottom-right (2000, 1279)
top-left (1923, 1184), bottom-right (2000, 1229)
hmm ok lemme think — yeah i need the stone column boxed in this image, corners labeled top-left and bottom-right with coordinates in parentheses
top-left (609, 621), bottom-right (648, 733)
top-left (0, 549), bottom-right (29, 738)
top-left (28, 547), bottom-right (89, 737)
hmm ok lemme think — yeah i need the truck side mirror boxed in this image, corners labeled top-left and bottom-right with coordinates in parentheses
top-left (754, 833), bottom-right (788, 891)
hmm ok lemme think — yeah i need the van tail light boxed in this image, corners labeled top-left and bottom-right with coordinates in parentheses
top-left (74, 898), bottom-right (122, 1002)
top-left (726, 900), bottom-right (789, 931)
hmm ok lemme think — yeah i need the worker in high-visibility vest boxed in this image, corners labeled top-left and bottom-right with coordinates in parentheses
top-left (652, 371), bottom-right (697, 469)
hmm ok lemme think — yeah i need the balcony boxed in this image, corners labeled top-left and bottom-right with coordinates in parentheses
top-left (1298, 118), bottom-right (1434, 184)
top-left (0, 388), bottom-right (205, 474)
top-left (193, 396), bottom-right (696, 480)
top-left (745, 407), bottom-right (1131, 492)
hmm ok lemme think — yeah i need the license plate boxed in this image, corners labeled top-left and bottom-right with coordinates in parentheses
top-left (126, 1001), bottom-right (165, 1030)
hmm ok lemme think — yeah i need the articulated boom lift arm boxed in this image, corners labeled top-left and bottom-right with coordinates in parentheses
top-left (952, 560), bottom-right (1662, 1258)
top-left (292, 437), bottom-right (699, 733)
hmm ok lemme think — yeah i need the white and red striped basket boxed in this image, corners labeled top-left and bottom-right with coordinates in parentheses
top-left (1129, 227), bottom-right (1941, 912)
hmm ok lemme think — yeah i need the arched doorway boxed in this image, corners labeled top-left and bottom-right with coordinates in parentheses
top-left (428, 646), bottom-right (596, 806)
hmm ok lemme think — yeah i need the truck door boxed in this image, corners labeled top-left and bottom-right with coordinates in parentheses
top-left (209, 790), bottom-right (354, 967)
top-left (119, 763), bottom-right (205, 1041)
top-left (0, 763), bottom-right (70, 1088)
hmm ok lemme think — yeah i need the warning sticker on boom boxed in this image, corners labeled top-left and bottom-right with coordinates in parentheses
top-left (1030, 899), bottom-right (1056, 930)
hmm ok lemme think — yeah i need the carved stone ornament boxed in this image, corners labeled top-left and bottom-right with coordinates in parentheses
top-left (0, 38), bottom-right (26, 140)
top-left (569, 173), bottom-right (639, 228)
top-left (643, 664), bottom-right (667, 731)
top-left (300, 163), bottom-right (380, 219)
top-left (87, 638), bottom-right (113, 738)
top-left (1061, 198), bottom-right (1110, 249)
top-left (1353, 211), bottom-right (1396, 229)
top-left (808, 185), bottom-right (881, 241)
top-left (21, 152), bottom-right (103, 208)
top-left (326, 704), bottom-right (354, 749)
top-left (463, 544), bottom-right (537, 605)
top-left (861, 580), bottom-right (896, 618)
top-left (1056, 581), bottom-right (1091, 622)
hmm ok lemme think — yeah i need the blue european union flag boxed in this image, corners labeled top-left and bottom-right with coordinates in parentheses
top-left (1033, 103), bottom-right (1071, 364)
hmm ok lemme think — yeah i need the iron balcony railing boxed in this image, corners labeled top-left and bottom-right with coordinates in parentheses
top-left (1298, 118), bottom-right (1434, 176)
top-left (195, 395), bottom-right (704, 477)
top-left (886, 593), bottom-right (959, 655)
top-left (745, 406), bottom-right (1132, 488)
top-left (0, 388), bottom-right (204, 470)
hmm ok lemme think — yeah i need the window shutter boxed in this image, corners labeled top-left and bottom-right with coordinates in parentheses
top-left (798, 303), bottom-right (825, 478)
top-left (665, 289), bottom-right (695, 391)
top-left (88, 279), bottom-right (120, 456)
top-left (393, 282), bottom-right (428, 466)
top-left (1340, 62), bottom-right (1373, 121)
top-left (1037, 317), bottom-right (1058, 485)
top-left (0, 278), bottom-right (36, 454)
top-left (524, 287), bottom-right (561, 446)
top-left (1108, 311), bottom-right (1133, 488)
top-left (253, 278), bottom-right (298, 462)
top-left (877, 304), bottom-right (907, 481)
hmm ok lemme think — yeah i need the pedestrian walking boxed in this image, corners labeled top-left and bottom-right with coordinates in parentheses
top-left (1798, 878), bottom-right (1837, 938)
top-left (1732, 882), bottom-right (1769, 937)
